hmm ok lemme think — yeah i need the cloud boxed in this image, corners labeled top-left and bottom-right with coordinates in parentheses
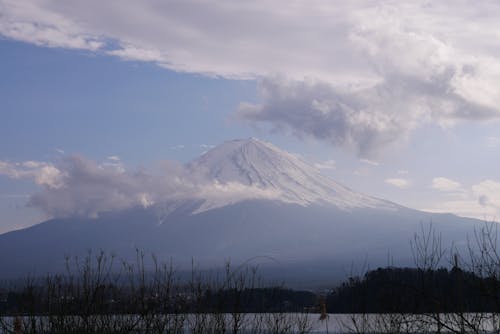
top-left (423, 200), bottom-right (497, 221)
top-left (101, 156), bottom-right (125, 172)
top-left (0, 0), bottom-right (364, 79)
top-left (236, 68), bottom-right (497, 156)
top-left (24, 156), bottom-right (166, 218)
top-left (472, 180), bottom-right (500, 209)
top-left (0, 156), bottom-right (193, 218)
top-left (199, 144), bottom-right (215, 154)
top-left (431, 177), bottom-right (463, 192)
top-left (194, 181), bottom-right (282, 213)
top-left (424, 179), bottom-right (500, 220)
top-left (2, 1), bottom-right (500, 154)
top-left (0, 0), bottom-right (103, 50)
top-left (0, 160), bottom-right (65, 189)
top-left (385, 178), bottom-right (411, 189)
top-left (0, 155), bottom-right (282, 219)
top-left (237, 77), bottom-right (422, 157)
top-left (314, 159), bottom-right (336, 170)
top-left (23, 156), bottom-right (218, 217)
top-left (360, 159), bottom-right (379, 167)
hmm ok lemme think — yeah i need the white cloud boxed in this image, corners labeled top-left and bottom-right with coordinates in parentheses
top-left (107, 44), bottom-right (165, 63)
top-left (424, 179), bottom-right (500, 220)
top-left (397, 170), bottom-right (409, 175)
top-left (472, 180), bottom-right (500, 209)
top-left (0, 156), bottom-right (182, 217)
top-left (237, 77), bottom-right (428, 157)
top-left (385, 178), bottom-right (411, 189)
top-left (0, 160), bottom-right (65, 189)
top-left (432, 177), bottom-right (463, 192)
top-left (360, 159), bottom-right (379, 167)
top-left (0, 155), bottom-right (283, 219)
top-left (100, 155), bottom-right (125, 172)
top-left (0, 0), bottom-right (103, 50)
top-left (194, 181), bottom-right (282, 213)
top-left (423, 200), bottom-right (497, 221)
top-left (2, 1), bottom-right (500, 154)
top-left (314, 159), bottom-right (336, 170)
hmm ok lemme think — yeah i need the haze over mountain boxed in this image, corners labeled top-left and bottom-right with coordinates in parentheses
top-left (0, 139), bottom-right (482, 283)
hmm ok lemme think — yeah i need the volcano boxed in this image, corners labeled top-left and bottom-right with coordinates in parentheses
top-left (0, 139), bottom-right (483, 283)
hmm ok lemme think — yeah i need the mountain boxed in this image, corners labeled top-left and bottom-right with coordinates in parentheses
top-left (0, 139), bottom-right (485, 284)
top-left (187, 138), bottom-right (396, 211)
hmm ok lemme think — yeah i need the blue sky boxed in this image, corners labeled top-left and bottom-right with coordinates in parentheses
top-left (1, 1), bottom-right (500, 232)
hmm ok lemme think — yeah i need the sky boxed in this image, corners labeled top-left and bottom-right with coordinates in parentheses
top-left (1, 0), bottom-right (500, 233)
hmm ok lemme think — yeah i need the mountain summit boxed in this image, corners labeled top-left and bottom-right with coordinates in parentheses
top-left (187, 138), bottom-right (395, 210)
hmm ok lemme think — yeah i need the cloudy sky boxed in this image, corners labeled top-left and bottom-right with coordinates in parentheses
top-left (1, 0), bottom-right (500, 232)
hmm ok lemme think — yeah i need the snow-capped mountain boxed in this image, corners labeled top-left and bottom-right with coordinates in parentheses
top-left (0, 139), bottom-right (485, 284)
top-left (184, 138), bottom-right (396, 212)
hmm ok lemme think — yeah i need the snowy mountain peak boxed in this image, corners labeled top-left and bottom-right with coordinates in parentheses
top-left (187, 138), bottom-right (396, 210)
top-left (190, 138), bottom-right (303, 186)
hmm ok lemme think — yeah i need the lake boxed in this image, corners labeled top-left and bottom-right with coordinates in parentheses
top-left (2, 312), bottom-right (499, 333)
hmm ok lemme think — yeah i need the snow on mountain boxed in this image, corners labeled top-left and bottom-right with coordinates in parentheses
top-left (184, 138), bottom-right (397, 212)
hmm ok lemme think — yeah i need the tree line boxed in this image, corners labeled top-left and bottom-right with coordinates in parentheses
top-left (327, 266), bottom-right (499, 313)
top-left (0, 251), bottom-right (317, 333)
